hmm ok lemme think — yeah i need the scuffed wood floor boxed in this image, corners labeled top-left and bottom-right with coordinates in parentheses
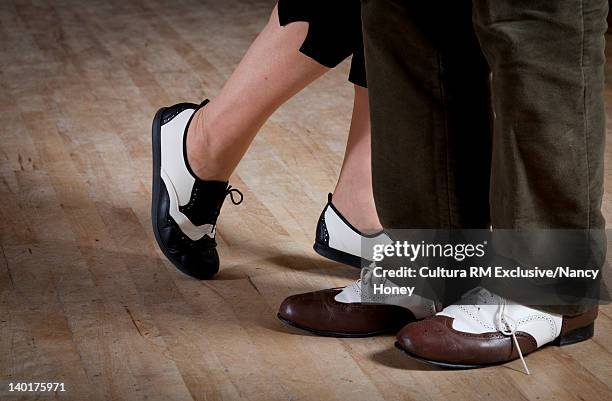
top-left (1, 0), bottom-right (611, 400)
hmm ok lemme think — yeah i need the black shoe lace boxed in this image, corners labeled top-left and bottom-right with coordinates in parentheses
top-left (226, 185), bottom-right (243, 205)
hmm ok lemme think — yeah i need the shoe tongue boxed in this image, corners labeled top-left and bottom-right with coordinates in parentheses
top-left (181, 179), bottom-right (229, 226)
top-left (194, 179), bottom-right (229, 195)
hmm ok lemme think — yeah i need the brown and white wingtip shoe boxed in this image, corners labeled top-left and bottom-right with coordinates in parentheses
top-left (277, 266), bottom-right (436, 337)
top-left (395, 287), bottom-right (597, 373)
top-left (151, 100), bottom-right (243, 280)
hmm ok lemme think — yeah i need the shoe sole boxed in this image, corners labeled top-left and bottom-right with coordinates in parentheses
top-left (313, 242), bottom-right (369, 269)
top-left (277, 313), bottom-right (395, 338)
top-left (394, 322), bottom-right (595, 369)
top-left (151, 107), bottom-right (204, 279)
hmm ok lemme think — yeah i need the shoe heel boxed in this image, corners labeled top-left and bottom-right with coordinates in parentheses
top-left (552, 323), bottom-right (594, 346)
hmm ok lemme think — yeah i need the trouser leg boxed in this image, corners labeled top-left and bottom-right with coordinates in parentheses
top-left (472, 0), bottom-right (607, 314)
top-left (362, 0), bottom-right (607, 313)
top-left (361, 0), bottom-right (492, 230)
top-left (472, 0), bottom-right (607, 230)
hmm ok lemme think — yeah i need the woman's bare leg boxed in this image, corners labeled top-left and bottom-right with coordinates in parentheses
top-left (331, 85), bottom-right (382, 233)
top-left (187, 6), bottom-right (381, 232)
top-left (187, 5), bottom-right (328, 180)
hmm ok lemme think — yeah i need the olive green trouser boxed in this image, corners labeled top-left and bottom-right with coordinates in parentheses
top-left (362, 0), bottom-right (608, 314)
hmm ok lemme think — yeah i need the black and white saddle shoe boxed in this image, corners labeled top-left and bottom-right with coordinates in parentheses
top-left (151, 100), bottom-right (243, 280)
top-left (314, 194), bottom-right (392, 269)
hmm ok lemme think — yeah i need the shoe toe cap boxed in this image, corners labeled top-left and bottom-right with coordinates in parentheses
top-left (278, 295), bottom-right (299, 322)
top-left (278, 291), bottom-right (333, 329)
top-left (397, 316), bottom-right (460, 361)
top-left (174, 247), bottom-right (219, 280)
top-left (278, 289), bottom-right (415, 337)
top-left (396, 316), bottom-right (534, 367)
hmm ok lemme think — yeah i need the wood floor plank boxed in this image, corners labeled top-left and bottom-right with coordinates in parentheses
top-left (1, 0), bottom-right (611, 400)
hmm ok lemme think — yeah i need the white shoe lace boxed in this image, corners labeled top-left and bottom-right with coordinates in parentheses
top-left (495, 299), bottom-right (530, 375)
top-left (351, 263), bottom-right (389, 303)
top-left (359, 263), bottom-right (384, 286)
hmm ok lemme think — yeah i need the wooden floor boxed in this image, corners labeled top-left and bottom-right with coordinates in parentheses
top-left (1, 0), bottom-right (612, 400)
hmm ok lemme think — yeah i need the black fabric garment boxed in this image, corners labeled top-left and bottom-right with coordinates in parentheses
top-left (277, 0), bottom-right (366, 87)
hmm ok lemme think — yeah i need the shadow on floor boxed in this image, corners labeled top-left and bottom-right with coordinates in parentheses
top-left (369, 347), bottom-right (438, 371)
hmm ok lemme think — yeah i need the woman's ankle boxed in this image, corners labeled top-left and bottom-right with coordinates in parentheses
top-left (186, 107), bottom-right (232, 181)
top-left (331, 188), bottom-right (383, 234)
